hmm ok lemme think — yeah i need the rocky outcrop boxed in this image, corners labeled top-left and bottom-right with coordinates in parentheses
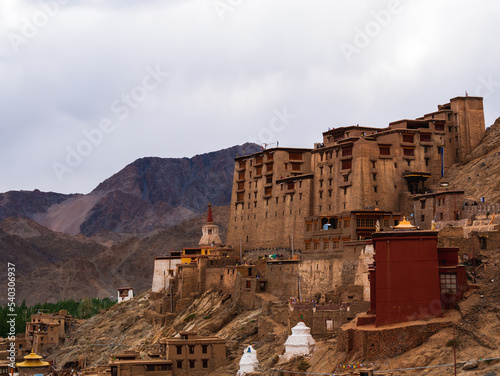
top-left (445, 117), bottom-right (500, 204)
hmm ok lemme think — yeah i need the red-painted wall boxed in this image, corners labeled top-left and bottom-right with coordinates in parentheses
top-left (372, 231), bottom-right (442, 327)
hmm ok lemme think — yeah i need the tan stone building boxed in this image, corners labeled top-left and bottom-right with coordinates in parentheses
top-left (227, 96), bottom-right (486, 251)
top-left (159, 331), bottom-right (226, 375)
top-left (25, 310), bottom-right (71, 356)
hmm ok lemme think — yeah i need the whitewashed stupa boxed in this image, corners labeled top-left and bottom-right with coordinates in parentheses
top-left (237, 345), bottom-right (258, 375)
top-left (283, 322), bottom-right (316, 360)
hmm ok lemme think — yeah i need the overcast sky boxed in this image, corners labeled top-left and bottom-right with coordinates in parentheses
top-left (1, 0), bottom-right (499, 194)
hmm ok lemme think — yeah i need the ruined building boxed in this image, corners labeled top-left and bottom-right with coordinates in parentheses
top-left (227, 96), bottom-right (486, 250)
top-left (24, 310), bottom-right (72, 356)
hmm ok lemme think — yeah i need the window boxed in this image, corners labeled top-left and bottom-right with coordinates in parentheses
top-left (374, 186), bottom-right (377, 193)
top-left (344, 220), bottom-right (350, 228)
top-left (189, 360), bottom-right (195, 369)
top-left (421, 215), bottom-right (425, 223)
top-left (403, 134), bottom-right (414, 143)
top-left (256, 166), bottom-right (263, 175)
top-left (145, 365), bottom-right (155, 372)
top-left (421, 200), bottom-right (426, 209)
top-left (246, 280), bottom-right (251, 290)
top-left (341, 159), bottom-right (352, 170)
top-left (440, 273), bottom-right (457, 294)
top-left (420, 133), bottom-right (431, 142)
top-left (379, 146), bottom-right (390, 156)
top-left (342, 146), bottom-right (352, 156)
top-left (372, 173), bottom-right (376, 181)
top-left (291, 163), bottom-right (301, 172)
top-left (313, 242), bottom-right (320, 250)
top-left (237, 182), bottom-right (244, 190)
top-left (403, 147), bottom-right (414, 157)
top-left (202, 359), bottom-right (208, 369)
top-left (306, 223), bottom-right (313, 231)
top-left (255, 155), bottom-right (263, 164)
top-left (176, 346), bottom-right (182, 355)
top-left (289, 152), bottom-right (303, 160)
top-left (265, 187), bottom-right (272, 196)
top-left (189, 346), bottom-right (195, 354)
top-left (326, 318), bottom-right (334, 331)
top-left (343, 175), bottom-right (348, 182)
top-left (305, 242), bottom-right (311, 251)
top-left (177, 361), bottom-right (183, 369)
top-left (202, 345), bottom-right (208, 354)
top-left (384, 219), bottom-right (389, 227)
top-left (323, 241), bottom-right (329, 250)
top-left (356, 218), bottom-right (375, 228)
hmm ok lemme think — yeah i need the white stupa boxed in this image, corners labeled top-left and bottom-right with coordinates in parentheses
top-left (237, 345), bottom-right (258, 375)
top-left (283, 322), bottom-right (316, 360)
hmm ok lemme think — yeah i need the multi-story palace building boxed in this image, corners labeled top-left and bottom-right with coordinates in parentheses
top-left (227, 96), bottom-right (485, 251)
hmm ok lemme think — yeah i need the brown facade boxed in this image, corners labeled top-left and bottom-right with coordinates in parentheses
top-left (160, 332), bottom-right (225, 376)
top-left (413, 190), bottom-right (465, 229)
top-left (227, 96), bottom-right (486, 251)
top-left (25, 310), bottom-right (71, 356)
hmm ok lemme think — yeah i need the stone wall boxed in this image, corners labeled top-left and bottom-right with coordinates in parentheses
top-left (337, 319), bottom-right (453, 359)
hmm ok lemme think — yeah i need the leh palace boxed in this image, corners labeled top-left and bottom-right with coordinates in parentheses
top-left (144, 95), bottom-right (499, 372)
top-left (3, 95), bottom-right (499, 376)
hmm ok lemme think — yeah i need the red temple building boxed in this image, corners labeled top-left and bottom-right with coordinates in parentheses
top-left (366, 218), bottom-right (468, 327)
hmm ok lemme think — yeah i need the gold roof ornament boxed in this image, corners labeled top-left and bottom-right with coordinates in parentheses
top-left (393, 216), bottom-right (417, 230)
top-left (17, 351), bottom-right (50, 368)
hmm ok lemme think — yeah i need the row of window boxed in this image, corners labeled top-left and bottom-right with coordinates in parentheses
top-left (173, 359), bottom-right (209, 370)
top-left (176, 345), bottom-right (209, 355)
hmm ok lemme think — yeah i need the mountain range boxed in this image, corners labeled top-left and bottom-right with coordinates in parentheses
top-left (0, 143), bottom-right (260, 304)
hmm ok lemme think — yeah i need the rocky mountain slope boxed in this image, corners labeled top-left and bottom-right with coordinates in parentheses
top-left (445, 117), bottom-right (500, 204)
top-left (0, 205), bottom-right (229, 305)
top-left (0, 143), bottom-right (260, 236)
top-left (0, 190), bottom-right (77, 222)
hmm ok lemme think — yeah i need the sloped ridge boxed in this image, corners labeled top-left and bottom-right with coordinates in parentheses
top-left (0, 190), bottom-right (77, 222)
top-left (92, 143), bottom-right (261, 212)
top-left (445, 118), bottom-right (500, 203)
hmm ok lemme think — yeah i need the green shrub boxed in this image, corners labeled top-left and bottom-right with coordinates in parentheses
top-left (297, 360), bottom-right (311, 371)
top-left (184, 313), bottom-right (196, 322)
top-left (445, 339), bottom-right (460, 347)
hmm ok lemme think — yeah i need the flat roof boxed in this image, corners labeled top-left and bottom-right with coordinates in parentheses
top-left (235, 147), bottom-right (312, 160)
top-left (323, 125), bottom-right (383, 134)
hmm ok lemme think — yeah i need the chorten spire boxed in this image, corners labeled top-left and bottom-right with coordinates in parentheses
top-left (207, 203), bottom-right (214, 224)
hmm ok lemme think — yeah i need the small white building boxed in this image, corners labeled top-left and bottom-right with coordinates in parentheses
top-left (283, 322), bottom-right (316, 361)
top-left (237, 345), bottom-right (258, 375)
top-left (117, 287), bottom-right (133, 303)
